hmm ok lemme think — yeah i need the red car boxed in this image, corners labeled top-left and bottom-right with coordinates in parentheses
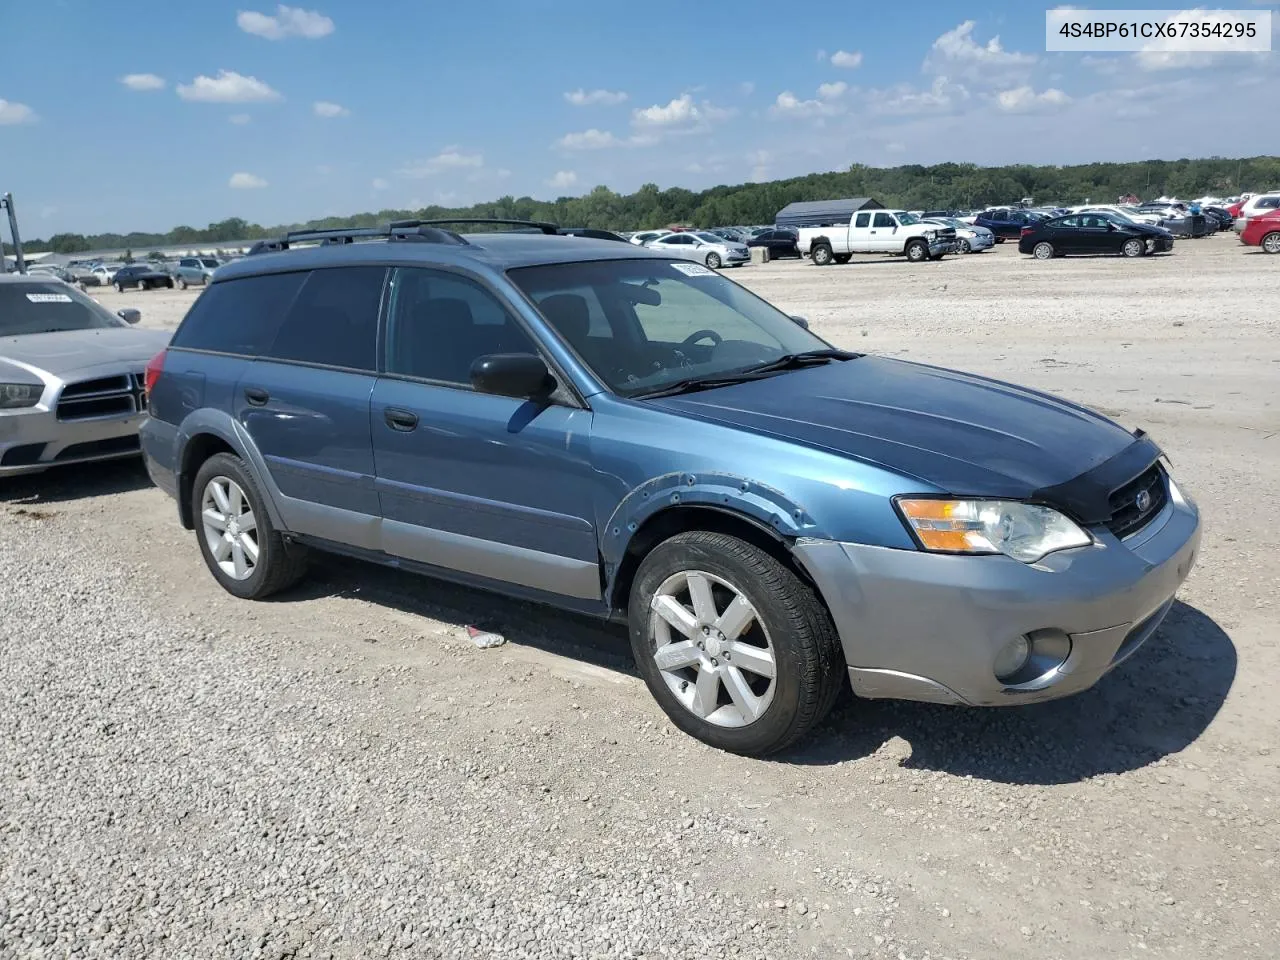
top-left (1241, 208), bottom-right (1280, 254)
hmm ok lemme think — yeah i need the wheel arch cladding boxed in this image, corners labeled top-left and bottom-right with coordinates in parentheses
top-left (175, 410), bottom-right (284, 531)
top-left (602, 472), bottom-right (825, 609)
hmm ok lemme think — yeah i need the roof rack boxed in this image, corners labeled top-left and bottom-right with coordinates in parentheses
top-left (390, 217), bottom-right (560, 235)
top-left (246, 222), bottom-right (470, 256)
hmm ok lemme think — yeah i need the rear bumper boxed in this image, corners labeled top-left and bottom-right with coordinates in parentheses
top-left (793, 483), bottom-right (1201, 706)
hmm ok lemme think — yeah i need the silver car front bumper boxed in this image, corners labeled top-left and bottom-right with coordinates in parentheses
top-left (793, 481), bottom-right (1200, 706)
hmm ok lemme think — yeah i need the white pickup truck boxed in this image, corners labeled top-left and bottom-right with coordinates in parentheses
top-left (798, 210), bottom-right (957, 265)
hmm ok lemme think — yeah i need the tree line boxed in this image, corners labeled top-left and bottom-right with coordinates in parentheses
top-left (8, 155), bottom-right (1278, 255)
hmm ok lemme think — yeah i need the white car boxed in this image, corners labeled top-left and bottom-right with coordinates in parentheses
top-left (1234, 192), bottom-right (1280, 233)
top-left (1073, 205), bottom-right (1162, 226)
top-left (645, 231), bottom-right (750, 268)
top-left (629, 230), bottom-right (671, 247)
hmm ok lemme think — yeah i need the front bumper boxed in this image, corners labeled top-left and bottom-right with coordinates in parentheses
top-left (0, 408), bottom-right (147, 476)
top-left (793, 485), bottom-right (1201, 706)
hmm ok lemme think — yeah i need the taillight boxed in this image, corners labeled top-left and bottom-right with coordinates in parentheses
top-left (144, 349), bottom-right (166, 398)
top-left (1020, 227), bottom-right (1032, 237)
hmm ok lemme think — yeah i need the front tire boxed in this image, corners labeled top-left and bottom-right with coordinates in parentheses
top-left (191, 453), bottom-right (308, 600)
top-left (628, 531), bottom-right (844, 757)
top-left (1033, 241), bottom-right (1054, 260)
top-left (178, 278), bottom-right (188, 290)
top-left (958, 239), bottom-right (971, 254)
top-left (705, 252), bottom-right (722, 269)
top-left (115, 282), bottom-right (124, 293)
top-left (811, 244), bottom-right (833, 266)
top-left (905, 239), bottom-right (928, 262)
top-left (1122, 238), bottom-right (1144, 258)
top-left (1262, 231), bottom-right (1280, 254)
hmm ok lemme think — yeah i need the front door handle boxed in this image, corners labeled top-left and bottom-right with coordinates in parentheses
top-left (384, 407), bottom-right (419, 431)
top-left (244, 387), bottom-right (270, 406)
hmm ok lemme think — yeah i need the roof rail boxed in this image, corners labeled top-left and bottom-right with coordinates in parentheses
top-left (247, 222), bottom-right (470, 256)
top-left (390, 217), bottom-right (560, 236)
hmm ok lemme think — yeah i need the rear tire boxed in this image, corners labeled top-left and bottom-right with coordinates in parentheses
top-left (811, 244), bottom-right (833, 266)
top-left (178, 278), bottom-right (188, 290)
top-left (905, 240), bottom-right (928, 262)
top-left (1262, 231), bottom-right (1280, 254)
top-left (628, 531), bottom-right (844, 757)
top-left (115, 282), bottom-right (124, 293)
top-left (1033, 241), bottom-right (1054, 260)
top-left (191, 452), bottom-right (308, 600)
top-left (1122, 238), bottom-right (1144, 258)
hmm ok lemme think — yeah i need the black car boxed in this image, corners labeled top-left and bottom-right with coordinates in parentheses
top-left (1019, 213), bottom-right (1174, 259)
top-left (113, 264), bottom-right (175, 291)
top-left (747, 228), bottom-right (800, 259)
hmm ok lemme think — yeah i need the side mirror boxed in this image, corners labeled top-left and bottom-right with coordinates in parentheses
top-left (470, 353), bottom-right (555, 400)
top-left (790, 315), bottom-right (810, 329)
top-left (118, 308), bottom-right (141, 324)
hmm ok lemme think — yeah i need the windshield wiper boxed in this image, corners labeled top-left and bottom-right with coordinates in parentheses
top-left (634, 348), bottom-right (859, 399)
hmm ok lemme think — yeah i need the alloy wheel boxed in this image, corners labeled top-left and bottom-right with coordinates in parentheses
top-left (200, 476), bottom-right (260, 581)
top-left (649, 570), bottom-right (776, 728)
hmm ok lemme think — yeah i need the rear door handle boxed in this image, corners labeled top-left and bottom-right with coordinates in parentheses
top-left (244, 387), bottom-right (270, 406)
top-left (384, 407), bottom-right (419, 431)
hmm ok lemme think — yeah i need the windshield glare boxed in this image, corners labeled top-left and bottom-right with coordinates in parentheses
top-left (0, 281), bottom-right (128, 336)
top-left (509, 259), bottom-right (831, 398)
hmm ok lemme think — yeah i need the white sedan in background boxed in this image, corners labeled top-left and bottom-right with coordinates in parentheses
top-left (645, 231), bottom-right (750, 269)
top-left (629, 230), bottom-right (672, 246)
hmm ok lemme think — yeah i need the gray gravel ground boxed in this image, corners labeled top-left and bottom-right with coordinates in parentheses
top-left (2, 236), bottom-right (1277, 959)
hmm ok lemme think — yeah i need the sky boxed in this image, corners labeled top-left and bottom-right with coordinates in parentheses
top-left (1, 1), bottom-right (1277, 236)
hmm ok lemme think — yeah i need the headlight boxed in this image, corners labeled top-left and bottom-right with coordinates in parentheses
top-left (896, 498), bottom-right (1092, 563)
top-left (0, 383), bottom-right (43, 409)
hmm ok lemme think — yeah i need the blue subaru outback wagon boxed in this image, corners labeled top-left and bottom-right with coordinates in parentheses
top-left (141, 218), bottom-right (1201, 756)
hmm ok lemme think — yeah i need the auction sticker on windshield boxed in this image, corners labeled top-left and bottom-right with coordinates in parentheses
top-left (1046, 9), bottom-right (1271, 51)
top-left (670, 263), bottom-right (716, 277)
top-left (26, 293), bottom-right (73, 304)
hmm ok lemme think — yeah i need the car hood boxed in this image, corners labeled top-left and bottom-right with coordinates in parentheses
top-left (0, 327), bottom-right (172, 378)
top-left (646, 356), bottom-right (1139, 497)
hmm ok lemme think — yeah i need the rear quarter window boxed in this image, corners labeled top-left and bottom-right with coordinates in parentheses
top-left (264, 266), bottom-right (385, 370)
top-left (169, 271), bottom-right (306, 356)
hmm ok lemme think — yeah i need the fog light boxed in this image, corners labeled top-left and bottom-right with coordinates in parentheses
top-left (994, 636), bottom-right (1032, 683)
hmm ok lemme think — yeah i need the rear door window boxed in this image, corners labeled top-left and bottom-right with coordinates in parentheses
top-left (170, 272), bottom-right (306, 356)
top-left (854, 213), bottom-right (871, 228)
top-left (265, 266), bottom-right (386, 370)
top-left (872, 212), bottom-right (896, 228)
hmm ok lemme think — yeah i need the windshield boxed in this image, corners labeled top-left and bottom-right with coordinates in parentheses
top-left (509, 258), bottom-right (832, 398)
top-left (200, 258), bottom-right (220, 268)
top-left (895, 213), bottom-right (922, 225)
top-left (0, 281), bottom-right (128, 336)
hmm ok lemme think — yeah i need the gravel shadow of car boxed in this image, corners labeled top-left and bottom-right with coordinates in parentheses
top-left (277, 554), bottom-right (635, 675)
top-left (784, 600), bottom-right (1234, 784)
top-left (0, 458), bottom-right (154, 505)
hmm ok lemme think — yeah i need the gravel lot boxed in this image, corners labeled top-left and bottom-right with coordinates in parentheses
top-left (2, 237), bottom-right (1277, 959)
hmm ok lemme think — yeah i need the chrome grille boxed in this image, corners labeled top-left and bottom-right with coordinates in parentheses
top-left (56, 372), bottom-right (146, 421)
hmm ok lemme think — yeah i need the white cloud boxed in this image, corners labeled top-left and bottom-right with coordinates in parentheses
top-left (547, 170), bottom-right (578, 189)
top-left (236, 4), bottom-right (334, 40)
top-left (120, 73), bottom-right (165, 91)
top-left (830, 50), bottom-right (863, 69)
top-left (770, 89), bottom-right (844, 119)
top-left (995, 85), bottom-right (1071, 113)
top-left (817, 81), bottom-right (848, 100)
top-left (397, 148), bottom-right (484, 178)
top-left (177, 71), bottom-right (281, 103)
top-left (925, 20), bottom-right (1036, 82)
top-left (0, 99), bottom-right (36, 124)
top-left (632, 94), bottom-right (699, 127)
top-left (555, 128), bottom-right (623, 150)
top-left (229, 172), bottom-right (268, 189)
top-left (371, 177), bottom-right (389, 191)
top-left (564, 88), bottom-right (628, 106)
top-left (312, 100), bottom-right (349, 117)
top-left (1134, 10), bottom-right (1264, 71)
top-left (229, 113), bottom-right (251, 124)
top-left (867, 76), bottom-right (970, 116)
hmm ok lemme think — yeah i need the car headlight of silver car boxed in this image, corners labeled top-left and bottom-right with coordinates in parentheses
top-left (0, 383), bottom-right (43, 410)
top-left (895, 498), bottom-right (1092, 563)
